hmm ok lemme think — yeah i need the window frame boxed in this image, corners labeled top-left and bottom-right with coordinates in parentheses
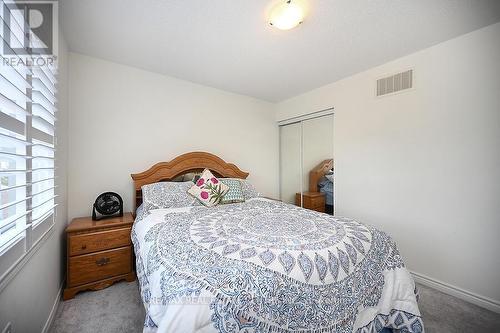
top-left (0, 0), bottom-right (58, 284)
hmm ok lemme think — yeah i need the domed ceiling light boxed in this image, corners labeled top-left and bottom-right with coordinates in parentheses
top-left (269, 0), bottom-right (305, 30)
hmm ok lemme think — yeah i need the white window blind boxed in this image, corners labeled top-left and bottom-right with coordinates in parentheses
top-left (0, 0), bottom-right (57, 253)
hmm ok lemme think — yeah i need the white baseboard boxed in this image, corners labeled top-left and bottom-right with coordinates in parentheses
top-left (41, 282), bottom-right (63, 333)
top-left (410, 270), bottom-right (500, 314)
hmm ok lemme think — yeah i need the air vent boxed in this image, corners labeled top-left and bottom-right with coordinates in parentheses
top-left (376, 69), bottom-right (413, 97)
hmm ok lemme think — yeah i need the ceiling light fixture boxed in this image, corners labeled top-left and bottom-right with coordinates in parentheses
top-left (269, 0), bottom-right (304, 30)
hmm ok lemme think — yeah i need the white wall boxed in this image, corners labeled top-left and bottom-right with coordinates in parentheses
top-left (0, 29), bottom-right (69, 332)
top-left (67, 53), bottom-right (278, 218)
top-left (276, 23), bottom-right (500, 309)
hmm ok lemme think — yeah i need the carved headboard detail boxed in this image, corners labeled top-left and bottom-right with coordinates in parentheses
top-left (309, 159), bottom-right (334, 192)
top-left (131, 151), bottom-right (249, 212)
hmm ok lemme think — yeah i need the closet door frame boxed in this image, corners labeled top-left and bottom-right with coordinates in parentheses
top-left (278, 107), bottom-right (334, 206)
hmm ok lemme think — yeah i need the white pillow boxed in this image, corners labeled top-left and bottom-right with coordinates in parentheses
top-left (235, 179), bottom-right (260, 200)
top-left (142, 181), bottom-right (197, 209)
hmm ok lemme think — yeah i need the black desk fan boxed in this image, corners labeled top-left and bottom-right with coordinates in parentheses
top-left (92, 192), bottom-right (123, 221)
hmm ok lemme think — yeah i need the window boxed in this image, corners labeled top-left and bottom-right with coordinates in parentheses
top-left (0, 1), bottom-right (57, 254)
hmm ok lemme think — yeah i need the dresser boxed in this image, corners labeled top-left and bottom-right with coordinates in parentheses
top-left (63, 213), bottom-right (136, 300)
top-left (295, 191), bottom-right (326, 213)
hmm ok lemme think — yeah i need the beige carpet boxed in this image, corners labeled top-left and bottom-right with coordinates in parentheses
top-left (50, 281), bottom-right (500, 333)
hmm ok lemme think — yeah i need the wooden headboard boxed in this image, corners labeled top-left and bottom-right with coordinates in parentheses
top-left (309, 159), bottom-right (334, 192)
top-left (130, 151), bottom-right (249, 212)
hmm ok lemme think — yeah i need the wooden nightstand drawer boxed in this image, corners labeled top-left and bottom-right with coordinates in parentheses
top-left (296, 192), bottom-right (325, 206)
top-left (304, 196), bottom-right (325, 208)
top-left (312, 205), bottom-right (326, 213)
top-left (69, 227), bottom-right (131, 256)
top-left (295, 192), bottom-right (326, 213)
top-left (68, 246), bottom-right (132, 287)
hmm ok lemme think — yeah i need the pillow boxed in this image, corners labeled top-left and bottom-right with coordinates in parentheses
top-left (239, 179), bottom-right (260, 200)
top-left (142, 181), bottom-right (197, 209)
top-left (220, 178), bottom-right (245, 204)
top-left (188, 169), bottom-right (229, 207)
top-left (221, 178), bottom-right (260, 200)
top-left (182, 172), bottom-right (201, 182)
top-left (325, 172), bottom-right (334, 182)
top-left (171, 172), bottom-right (201, 182)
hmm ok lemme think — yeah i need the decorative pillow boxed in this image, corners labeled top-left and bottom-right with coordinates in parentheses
top-left (171, 172), bottom-right (201, 182)
top-left (243, 180), bottom-right (260, 199)
top-left (188, 169), bottom-right (229, 207)
top-left (220, 178), bottom-right (260, 200)
top-left (220, 178), bottom-right (245, 204)
top-left (142, 181), bottom-right (197, 209)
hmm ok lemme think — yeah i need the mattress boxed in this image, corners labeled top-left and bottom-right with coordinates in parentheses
top-left (132, 198), bottom-right (423, 333)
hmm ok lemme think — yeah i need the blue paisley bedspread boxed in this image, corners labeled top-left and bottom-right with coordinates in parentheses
top-left (132, 198), bottom-right (424, 333)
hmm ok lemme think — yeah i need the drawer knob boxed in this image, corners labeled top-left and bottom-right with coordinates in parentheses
top-left (95, 257), bottom-right (110, 266)
top-left (81, 245), bottom-right (87, 250)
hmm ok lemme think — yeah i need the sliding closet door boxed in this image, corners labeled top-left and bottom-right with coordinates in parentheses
top-left (279, 123), bottom-right (302, 204)
top-left (302, 115), bottom-right (334, 192)
top-left (279, 111), bottom-right (334, 211)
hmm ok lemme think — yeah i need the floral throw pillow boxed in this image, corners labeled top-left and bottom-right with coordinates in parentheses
top-left (188, 169), bottom-right (229, 207)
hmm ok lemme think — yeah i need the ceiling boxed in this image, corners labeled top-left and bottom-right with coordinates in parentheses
top-left (60, 0), bottom-right (500, 102)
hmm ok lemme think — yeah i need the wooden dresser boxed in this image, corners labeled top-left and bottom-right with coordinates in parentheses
top-left (63, 213), bottom-right (136, 300)
top-left (295, 191), bottom-right (326, 213)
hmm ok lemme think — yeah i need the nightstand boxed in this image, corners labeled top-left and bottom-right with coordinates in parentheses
top-left (295, 191), bottom-right (326, 213)
top-left (63, 213), bottom-right (136, 300)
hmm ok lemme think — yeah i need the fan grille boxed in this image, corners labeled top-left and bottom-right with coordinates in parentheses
top-left (95, 192), bottom-right (122, 215)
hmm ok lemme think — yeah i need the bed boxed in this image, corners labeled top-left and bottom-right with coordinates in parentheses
top-left (130, 152), bottom-right (423, 333)
top-left (309, 159), bottom-right (334, 214)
